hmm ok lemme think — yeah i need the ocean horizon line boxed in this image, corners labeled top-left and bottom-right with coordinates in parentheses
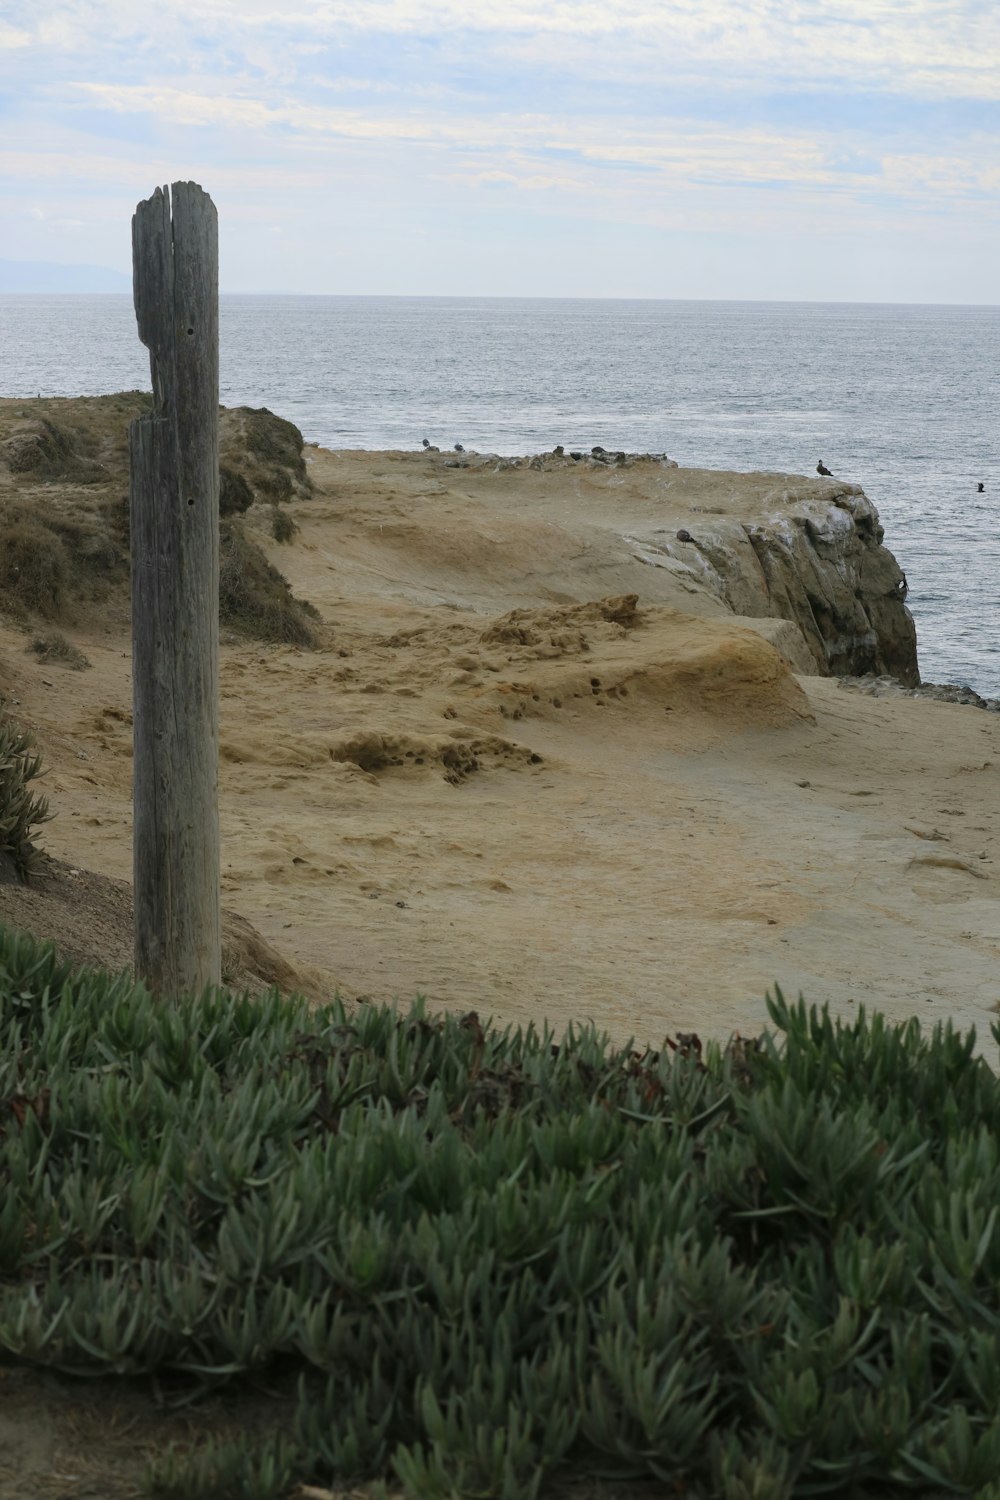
top-left (3, 290), bottom-right (999, 311)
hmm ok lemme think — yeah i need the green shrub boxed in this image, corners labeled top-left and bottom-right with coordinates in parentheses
top-left (0, 712), bottom-right (51, 877)
top-left (3, 935), bottom-right (1000, 1498)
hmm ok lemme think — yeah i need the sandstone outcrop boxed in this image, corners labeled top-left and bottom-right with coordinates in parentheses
top-left (681, 486), bottom-right (917, 684)
top-left (417, 447), bottom-right (919, 687)
top-left (605, 471), bottom-right (919, 685)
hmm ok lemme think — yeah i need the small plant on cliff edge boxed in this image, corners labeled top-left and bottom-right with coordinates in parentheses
top-left (270, 504), bottom-right (298, 543)
top-left (0, 706), bottom-right (51, 878)
top-left (28, 632), bottom-right (91, 671)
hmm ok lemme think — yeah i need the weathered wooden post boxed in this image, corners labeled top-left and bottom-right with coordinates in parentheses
top-left (129, 181), bottom-right (220, 995)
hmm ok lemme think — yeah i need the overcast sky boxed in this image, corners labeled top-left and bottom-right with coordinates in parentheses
top-left (2, 0), bottom-right (998, 300)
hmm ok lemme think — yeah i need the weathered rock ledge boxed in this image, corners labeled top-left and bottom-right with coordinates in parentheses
top-left (451, 449), bottom-right (919, 686)
top-left (664, 483), bottom-right (918, 685)
top-left (838, 675), bottom-right (999, 712)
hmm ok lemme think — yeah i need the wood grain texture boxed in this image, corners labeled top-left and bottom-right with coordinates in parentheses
top-left (129, 182), bottom-right (220, 996)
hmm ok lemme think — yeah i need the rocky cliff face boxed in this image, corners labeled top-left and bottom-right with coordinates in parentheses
top-left (637, 480), bottom-right (919, 686)
top-left (459, 452), bottom-right (920, 688)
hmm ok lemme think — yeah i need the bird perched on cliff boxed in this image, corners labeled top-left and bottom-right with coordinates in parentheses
top-left (816, 460), bottom-right (834, 477)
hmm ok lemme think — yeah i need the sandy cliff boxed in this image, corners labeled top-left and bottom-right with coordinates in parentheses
top-left (1, 400), bottom-right (997, 1047)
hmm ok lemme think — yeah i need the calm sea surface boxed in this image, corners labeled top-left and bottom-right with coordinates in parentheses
top-left (2, 294), bottom-right (998, 694)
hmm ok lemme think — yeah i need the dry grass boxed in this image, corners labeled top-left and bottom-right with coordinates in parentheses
top-left (1, 414), bottom-right (107, 483)
top-left (219, 519), bottom-right (320, 646)
top-left (0, 396), bottom-right (318, 646)
top-left (219, 465), bottom-right (254, 517)
top-left (0, 518), bottom-right (72, 619)
top-left (221, 406), bottom-right (312, 504)
top-left (27, 631), bottom-right (91, 670)
top-left (243, 406), bottom-right (308, 478)
top-left (270, 505), bottom-right (299, 543)
top-left (0, 496), bottom-right (127, 622)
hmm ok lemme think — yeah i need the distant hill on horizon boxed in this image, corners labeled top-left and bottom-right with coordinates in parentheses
top-left (0, 258), bottom-right (131, 293)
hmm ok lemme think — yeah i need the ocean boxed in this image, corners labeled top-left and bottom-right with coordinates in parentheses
top-left (1, 294), bottom-right (998, 695)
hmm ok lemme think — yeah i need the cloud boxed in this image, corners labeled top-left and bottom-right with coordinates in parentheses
top-left (0, 144), bottom-right (330, 194)
top-left (62, 81), bottom-right (1000, 211)
top-left (7, 0), bottom-right (1000, 99)
top-left (443, 167), bottom-right (587, 192)
top-left (0, 20), bottom-right (32, 46)
top-left (3, 0), bottom-right (998, 297)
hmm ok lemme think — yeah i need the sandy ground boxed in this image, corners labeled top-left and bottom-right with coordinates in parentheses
top-left (3, 444), bottom-right (998, 1049)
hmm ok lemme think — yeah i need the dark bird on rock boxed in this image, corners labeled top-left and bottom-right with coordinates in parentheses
top-left (454, 443), bottom-right (464, 453)
top-left (422, 438), bottom-right (431, 448)
top-left (816, 460), bottom-right (834, 477)
top-left (978, 482), bottom-right (985, 493)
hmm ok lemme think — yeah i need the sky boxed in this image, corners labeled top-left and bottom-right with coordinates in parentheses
top-left (1, 0), bottom-right (998, 300)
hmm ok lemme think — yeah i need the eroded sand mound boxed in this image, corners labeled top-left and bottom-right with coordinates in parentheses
top-left (468, 596), bottom-right (812, 731)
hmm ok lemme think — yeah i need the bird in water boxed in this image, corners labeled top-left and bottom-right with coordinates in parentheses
top-left (816, 460), bottom-right (834, 477)
top-left (978, 482), bottom-right (985, 493)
